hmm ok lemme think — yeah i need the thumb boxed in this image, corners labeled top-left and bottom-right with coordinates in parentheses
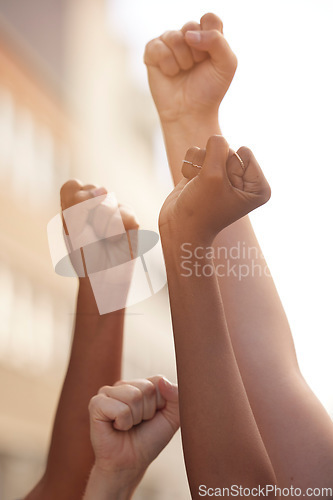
top-left (226, 147), bottom-right (271, 220)
top-left (119, 203), bottom-right (140, 231)
top-left (158, 377), bottom-right (178, 404)
top-left (228, 147), bottom-right (271, 201)
top-left (185, 30), bottom-right (237, 74)
top-left (158, 378), bottom-right (180, 433)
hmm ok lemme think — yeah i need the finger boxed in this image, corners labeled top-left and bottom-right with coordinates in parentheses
top-left (60, 181), bottom-right (107, 237)
top-left (181, 21), bottom-right (207, 63)
top-left (160, 30), bottom-right (194, 71)
top-left (90, 194), bottom-right (123, 239)
top-left (79, 187), bottom-right (108, 215)
top-left (182, 147), bottom-right (206, 180)
top-left (118, 203), bottom-right (140, 231)
top-left (61, 180), bottom-right (107, 210)
top-left (67, 189), bottom-right (108, 231)
top-left (200, 12), bottom-right (223, 33)
top-left (60, 179), bottom-right (83, 210)
top-left (98, 384), bottom-right (143, 426)
top-left (157, 378), bottom-right (180, 432)
top-left (82, 184), bottom-right (98, 192)
top-left (147, 376), bottom-right (167, 410)
top-left (236, 146), bottom-right (271, 200)
top-left (158, 378), bottom-right (178, 404)
top-left (89, 394), bottom-right (133, 431)
top-left (202, 135), bottom-right (229, 180)
top-left (184, 29), bottom-right (237, 75)
top-left (226, 148), bottom-right (247, 191)
top-left (144, 38), bottom-right (180, 76)
top-left (114, 379), bottom-right (157, 421)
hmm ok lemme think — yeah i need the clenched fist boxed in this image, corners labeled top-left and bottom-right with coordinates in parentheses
top-left (144, 13), bottom-right (237, 124)
top-left (159, 136), bottom-right (271, 244)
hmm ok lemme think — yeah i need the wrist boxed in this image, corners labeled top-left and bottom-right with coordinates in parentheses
top-left (84, 464), bottom-right (139, 500)
top-left (159, 214), bottom-right (216, 247)
top-left (160, 112), bottom-right (220, 139)
top-left (160, 233), bottom-right (217, 289)
top-left (160, 225), bottom-right (214, 260)
top-left (77, 279), bottom-right (126, 320)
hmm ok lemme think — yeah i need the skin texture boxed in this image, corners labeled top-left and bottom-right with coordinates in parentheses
top-left (146, 12), bottom-right (333, 498)
top-left (160, 136), bottom-right (277, 498)
top-left (144, 12), bottom-right (236, 184)
top-left (24, 181), bottom-right (139, 500)
top-left (83, 376), bottom-right (179, 500)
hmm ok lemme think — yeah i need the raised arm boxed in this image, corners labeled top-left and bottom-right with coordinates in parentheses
top-left (83, 376), bottom-right (179, 500)
top-left (24, 181), bottom-right (139, 500)
top-left (146, 14), bottom-right (333, 494)
top-left (159, 135), bottom-right (276, 497)
top-left (144, 12), bottom-right (236, 183)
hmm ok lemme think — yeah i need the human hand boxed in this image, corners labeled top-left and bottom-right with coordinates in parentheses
top-left (59, 180), bottom-right (139, 278)
top-left (144, 13), bottom-right (237, 124)
top-left (159, 135), bottom-right (271, 245)
top-left (88, 377), bottom-right (179, 491)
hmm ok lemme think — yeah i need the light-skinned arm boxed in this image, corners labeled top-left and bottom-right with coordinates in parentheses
top-left (146, 14), bottom-right (333, 493)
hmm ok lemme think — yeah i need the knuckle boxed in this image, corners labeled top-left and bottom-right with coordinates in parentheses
top-left (149, 374), bottom-right (164, 383)
top-left (185, 146), bottom-right (201, 157)
top-left (207, 134), bottom-right (227, 149)
top-left (113, 379), bottom-right (125, 387)
top-left (97, 385), bottom-right (111, 395)
top-left (143, 38), bottom-right (157, 62)
top-left (130, 386), bottom-right (143, 404)
top-left (117, 405), bottom-right (132, 425)
top-left (143, 380), bottom-right (156, 398)
top-left (60, 179), bottom-right (77, 192)
top-left (88, 394), bottom-right (102, 413)
top-left (157, 44), bottom-right (168, 61)
top-left (60, 179), bottom-right (80, 202)
top-left (155, 42), bottom-right (170, 61)
top-left (210, 28), bottom-right (223, 41)
top-left (82, 183), bottom-right (96, 191)
top-left (165, 30), bottom-right (184, 47)
top-left (201, 12), bottom-right (223, 30)
top-left (145, 37), bottom-right (155, 49)
top-left (182, 21), bottom-right (200, 32)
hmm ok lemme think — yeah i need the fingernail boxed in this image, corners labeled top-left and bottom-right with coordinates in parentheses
top-left (161, 377), bottom-right (171, 387)
top-left (90, 187), bottom-right (107, 197)
top-left (186, 31), bottom-right (201, 43)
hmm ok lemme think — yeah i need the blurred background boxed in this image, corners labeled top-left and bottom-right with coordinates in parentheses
top-left (0, 0), bottom-right (332, 499)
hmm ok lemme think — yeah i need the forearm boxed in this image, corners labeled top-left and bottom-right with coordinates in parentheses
top-left (213, 218), bottom-right (333, 490)
top-left (161, 114), bottom-right (221, 184)
top-left (162, 112), bottom-right (300, 373)
top-left (26, 278), bottom-right (125, 500)
top-left (162, 112), bottom-right (301, 401)
top-left (83, 466), bottom-right (136, 500)
top-left (161, 234), bottom-right (276, 497)
top-left (213, 216), bottom-right (299, 377)
top-left (161, 113), bottom-right (293, 370)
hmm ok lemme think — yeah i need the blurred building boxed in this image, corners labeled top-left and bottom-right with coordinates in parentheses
top-left (0, 1), bottom-right (189, 499)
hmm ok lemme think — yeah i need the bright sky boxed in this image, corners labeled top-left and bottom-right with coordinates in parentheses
top-left (109, 0), bottom-right (333, 412)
